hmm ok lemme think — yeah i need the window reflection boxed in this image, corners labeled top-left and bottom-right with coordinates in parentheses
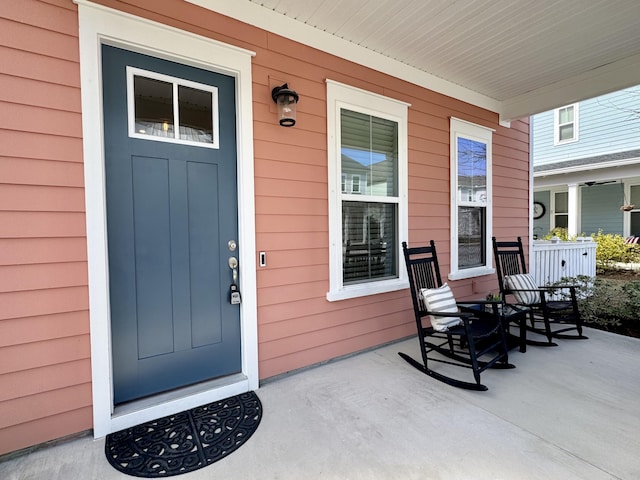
top-left (134, 76), bottom-right (174, 138)
top-left (178, 85), bottom-right (213, 143)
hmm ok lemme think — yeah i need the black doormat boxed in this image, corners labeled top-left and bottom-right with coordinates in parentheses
top-left (105, 391), bottom-right (262, 477)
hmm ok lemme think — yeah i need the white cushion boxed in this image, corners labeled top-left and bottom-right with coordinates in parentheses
top-left (419, 283), bottom-right (463, 332)
top-left (505, 273), bottom-right (541, 305)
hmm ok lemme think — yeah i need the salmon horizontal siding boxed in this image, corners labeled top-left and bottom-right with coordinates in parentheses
top-left (0, 130), bottom-right (82, 162)
top-left (255, 197), bottom-right (327, 216)
top-left (0, 157), bottom-right (84, 187)
top-left (0, 102), bottom-right (81, 138)
top-left (0, 0), bottom-right (88, 456)
top-left (0, 311), bottom-right (89, 347)
top-left (0, 74), bottom-right (81, 112)
top-left (0, 359), bottom-right (90, 402)
top-left (0, 383), bottom-right (91, 430)
top-left (0, 238), bottom-right (87, 265)
top-left (260, 296), bottom-right (410, 340)
top-left (0, 262), bottom-right (88, 292)
top-left (257, 232), bottom-right (328, 251)
top-left (0, 185), bottom-right (85, 212)
top-left (0, 212), bottom-right (86, 238)
top-left (259, 321), bottom-right (414, 379)
top-left (0, 407), bottom-right (91, 456)
top-left (0, 287), bottom-right (88, 321)
top-left (0, 334), bottom-right (90, 375)
top-left (3, 0), bottom-right (78, 36)
top-left (0, 16), bottom-right (78, 62)
top-left (0, 46), bottom-right (79, 88)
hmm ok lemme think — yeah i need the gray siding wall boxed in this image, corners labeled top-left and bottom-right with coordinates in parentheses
top-left (580, 183), bottom-right (624, 235)
top-left (533, 190), bottom-right (551, 238)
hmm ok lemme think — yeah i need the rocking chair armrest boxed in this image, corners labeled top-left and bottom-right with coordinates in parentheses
top-left (421, 309), bottom-right (473, 319)
top-left (540, 284), bottom-right (579, 293)
top-left (457, 299), bottom-right (501, 306)
top-left (457, 301), bottom-right (499, 316)
top-left (508, 287), bottom-right (545, 293)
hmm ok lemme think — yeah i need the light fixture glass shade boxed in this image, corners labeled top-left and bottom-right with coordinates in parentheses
top-left (272, 84), bottom-right (299, 127)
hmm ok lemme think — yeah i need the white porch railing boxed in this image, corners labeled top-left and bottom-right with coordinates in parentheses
top-left (531, 239), bottom-right (597, 287)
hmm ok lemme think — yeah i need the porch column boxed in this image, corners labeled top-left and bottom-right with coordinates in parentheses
top-left (568, 183), bottom-right (579, 237)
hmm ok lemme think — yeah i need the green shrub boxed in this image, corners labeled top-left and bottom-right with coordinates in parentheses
top-left (591, 229), bottom-right (640, 268)
top-left (542, 227), bottom-right (575, 241)
top-left (548, 275), bottom-right (640, 330)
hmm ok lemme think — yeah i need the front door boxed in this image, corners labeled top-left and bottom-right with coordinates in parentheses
top-left (102, 45), bottom-right (241, 404)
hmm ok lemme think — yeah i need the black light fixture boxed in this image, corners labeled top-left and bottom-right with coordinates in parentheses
top-left (271, 83), bottom-right (299, 127)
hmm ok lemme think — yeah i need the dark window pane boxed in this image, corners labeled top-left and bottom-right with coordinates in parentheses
top-left (555, 192), bottom-right (568, 213)
top-left (134, 76), bottom-right (174, 138)
top-left (630, 185), bottom-right (640, 206)
top-left (458, 206), bottom-right (485, 269)
top-left (178, 85), bottom-right (214, 143)
top-left (342, 201), bottom-right (397, 283)
top-left (555, 214), bottom-right (568, 228)
top-left (631, 212), bottom-right (640, 236)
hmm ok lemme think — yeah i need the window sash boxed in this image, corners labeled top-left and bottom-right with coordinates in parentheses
top-left (449, 118), bottom-right (494, 279)
top-left (554, 104), bottom-right (578, 144)
top-left (458, 206), bottom-right (486, 269)
top-left (326, 80), bottom-right (409, 301)
top-left (342, 201), bottom-right (397, 284)
top-left (340, 108), bottom-right (399, 284)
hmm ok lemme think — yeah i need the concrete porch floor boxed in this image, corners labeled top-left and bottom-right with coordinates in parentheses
top-left (2, 327), bottom-right (639, 479)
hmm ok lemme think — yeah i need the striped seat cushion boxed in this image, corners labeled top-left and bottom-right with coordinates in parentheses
top-left (419, 283), bottom-right (462, 332)
top-left (505, 273), bottom-right (540, 305)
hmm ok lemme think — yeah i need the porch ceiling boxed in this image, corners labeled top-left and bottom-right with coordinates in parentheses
top-left (192, 0), bottom-right (640, 122)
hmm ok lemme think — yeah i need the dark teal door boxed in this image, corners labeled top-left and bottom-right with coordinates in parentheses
top-left (102, 45), bottom-right (241, 404)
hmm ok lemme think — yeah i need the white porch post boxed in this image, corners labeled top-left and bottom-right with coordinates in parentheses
top-left (568, 183), bottom-right (579, 237)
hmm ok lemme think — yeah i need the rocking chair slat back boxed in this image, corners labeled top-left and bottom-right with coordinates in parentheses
top-left (492, 237), bottom-right (527, 293)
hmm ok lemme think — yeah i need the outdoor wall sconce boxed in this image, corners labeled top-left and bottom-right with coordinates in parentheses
top-left (271, 83), bottom-right (299, 127)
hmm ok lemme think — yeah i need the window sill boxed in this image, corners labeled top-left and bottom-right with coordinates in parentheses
top-left (448, 266), bottom-right (495, 281)
top-left (326, 278), bottom-right (409, 302)
top-left (553, 138), bottom-right (578, 146)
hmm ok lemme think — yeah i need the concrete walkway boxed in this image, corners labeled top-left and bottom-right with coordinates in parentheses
top-left (2, 327), bottom-right (639, 479)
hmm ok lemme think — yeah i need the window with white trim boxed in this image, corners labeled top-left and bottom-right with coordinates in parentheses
top-left (554, 103), bottom-right (579, 144)
top-left (628, 184), bottom-right (640, 236)
top-left (127, 67), bottom-right (220, 148)
top-left (326, 80), bottom-right (409, 301)
top-left (449, 118), bottom-right (494, 280)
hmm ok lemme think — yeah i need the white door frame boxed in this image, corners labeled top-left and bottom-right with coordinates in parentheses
top-left (76, 0), bottom-right (258, 438)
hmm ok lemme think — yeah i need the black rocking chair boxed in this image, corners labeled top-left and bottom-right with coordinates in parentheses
top-left (492, 237), bottom-right (587, 343)
top-left (399, 241), bottom-right (514, 391)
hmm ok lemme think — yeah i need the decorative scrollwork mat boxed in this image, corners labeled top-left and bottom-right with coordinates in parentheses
top-left (105, 391), bottom-right (262, 477)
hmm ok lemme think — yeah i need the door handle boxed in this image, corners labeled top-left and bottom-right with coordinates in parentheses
top-left (228, 256), bottom-right (238, 283)
top-left (228, 257), bottom-right (241, 305)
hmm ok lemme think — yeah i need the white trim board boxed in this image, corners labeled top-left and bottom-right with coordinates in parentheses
top-left (75, 0), bottom-right (258, 438)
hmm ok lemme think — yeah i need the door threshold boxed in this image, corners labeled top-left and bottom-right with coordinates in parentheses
top-left (107, 373), bottom-right (249, 434)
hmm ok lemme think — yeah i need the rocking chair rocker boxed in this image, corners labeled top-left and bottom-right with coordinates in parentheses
top-left (399, 241), bottom-right (514, 391)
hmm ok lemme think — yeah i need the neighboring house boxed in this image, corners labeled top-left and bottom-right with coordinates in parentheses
top-left (532, 87), bottom-right (640, 239)
top-left (0, 0), bottom-right (603, 457)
